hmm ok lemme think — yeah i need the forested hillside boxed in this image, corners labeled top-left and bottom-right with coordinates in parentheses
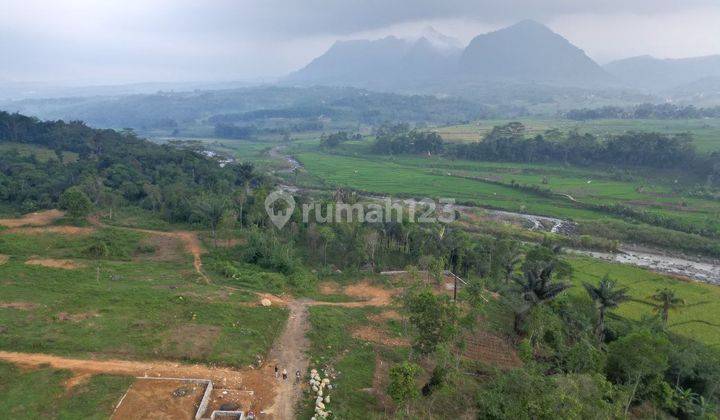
top-left (0, 112), bottom-right (254, 220)
top-left (0, 86), bottom-right (510, 136)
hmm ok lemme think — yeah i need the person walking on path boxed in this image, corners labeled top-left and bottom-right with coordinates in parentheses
top-left (274, 365), bottom-right (279, 378)
top-left (282, 368), bottom-right (288, 380)
top-left (295, 370), bottom-right (301, 384)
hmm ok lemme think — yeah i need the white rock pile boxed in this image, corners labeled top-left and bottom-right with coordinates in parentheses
top-left (309, 368), bottom-right (332, 419)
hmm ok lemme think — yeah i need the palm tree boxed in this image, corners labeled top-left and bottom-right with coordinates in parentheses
top-left (583, 275), bottom-right (629, 341)
top-left (650, 288), bottom-right (685, 325)
top-left (496, 240), bottom-right (522, 283)
top-left (512, 263), bottom-right (571, 333)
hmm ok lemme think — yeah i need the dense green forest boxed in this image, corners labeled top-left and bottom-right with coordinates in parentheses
top-left (0, 111), bottom-right (255, 220)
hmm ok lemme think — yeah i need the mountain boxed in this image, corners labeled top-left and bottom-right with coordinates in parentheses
top-left (604, 55), bottom-right (720, 91)
top-left (458, 20), bottom-right (613, 86)
top-left (400, 37), bottom-right (460, 82)
top-left (288, 20), bottom-right (614, 91)
top-left (288, 36), bottom-right (411, 88)
top-left (287, 32), bottom-right (459, 89)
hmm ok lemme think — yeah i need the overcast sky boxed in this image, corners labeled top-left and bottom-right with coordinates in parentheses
top-left (2, 0), bottom-right (720, 85)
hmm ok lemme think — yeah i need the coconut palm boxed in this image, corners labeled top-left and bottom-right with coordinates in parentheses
top-left (512, 263), bottom-right (571, 333)
top-left (583, 275), bottom-right (629, 341)
top-left (650, 288), bottom-right (685, 325)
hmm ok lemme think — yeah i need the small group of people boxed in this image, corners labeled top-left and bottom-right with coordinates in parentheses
top-left (274, 365), bottom-right (302, 384)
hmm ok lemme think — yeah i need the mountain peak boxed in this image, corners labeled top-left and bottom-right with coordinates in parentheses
top-left (510, 19), bottom-right (549, 30)
top-left (458, 20), bottom-right (611, 86)
top-left (418, 26), bottom-right (463, 50)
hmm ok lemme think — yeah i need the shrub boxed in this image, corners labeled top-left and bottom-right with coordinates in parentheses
top-left (59, 187), bottom-right (93, 219)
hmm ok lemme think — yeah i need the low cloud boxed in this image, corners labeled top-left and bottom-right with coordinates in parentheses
top-left (1, 0), bottom-right (719, 84)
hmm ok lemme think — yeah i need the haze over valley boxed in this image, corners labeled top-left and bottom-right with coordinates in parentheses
top-left (2, 2), bottom-right (720, 419)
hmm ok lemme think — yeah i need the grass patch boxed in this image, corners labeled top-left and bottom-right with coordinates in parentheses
top-left (0, 227), bottom-right (145, 260)
top-left (99, 207), bottom-right (178, 231)
top-left (0, 228), bottom-right (288, 367)
top-left (303, 306), bottom-right (379, 418)
top-left (0, 361), bottom-right (131, 419)
top-left (57, 374), bottom-right (133, 419)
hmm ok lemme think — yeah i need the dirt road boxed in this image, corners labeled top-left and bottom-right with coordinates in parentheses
top-left (0, 209), bottom-right (64, 228)
top-left (265, 299), bottom-right (310, 419)
top-left (0, 350), bottom-right (267, 390)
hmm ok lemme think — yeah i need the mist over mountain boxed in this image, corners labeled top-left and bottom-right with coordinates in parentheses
top-left (288, 19), bottom-right (720, 99)
top-left (604, 55), bottom-right (720, 91)
top-left (5, 20), bottom-right (720, 117)
top-left (287, 28), bottom-right (461, 90)
top-left (289, 20), bottom-right (614, 91)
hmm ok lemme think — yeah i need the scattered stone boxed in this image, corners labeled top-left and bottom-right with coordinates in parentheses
top-left (172, 387), bottom-right (190, 397)
top-left (260, 298), bottom-right (272, 307)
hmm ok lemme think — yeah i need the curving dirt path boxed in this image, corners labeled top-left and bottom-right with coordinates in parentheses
top-left (88, 214), bottom-right (209, 283)
top-left (153, 230), bottom-right (207, 283)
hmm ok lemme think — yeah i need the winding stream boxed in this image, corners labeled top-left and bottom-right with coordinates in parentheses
top-left (475, 207), bottom-right (720, 283)
top-left (569, 247), bottom-right (720, 285)
top-left (273, 150), bottom-right (720, 284)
